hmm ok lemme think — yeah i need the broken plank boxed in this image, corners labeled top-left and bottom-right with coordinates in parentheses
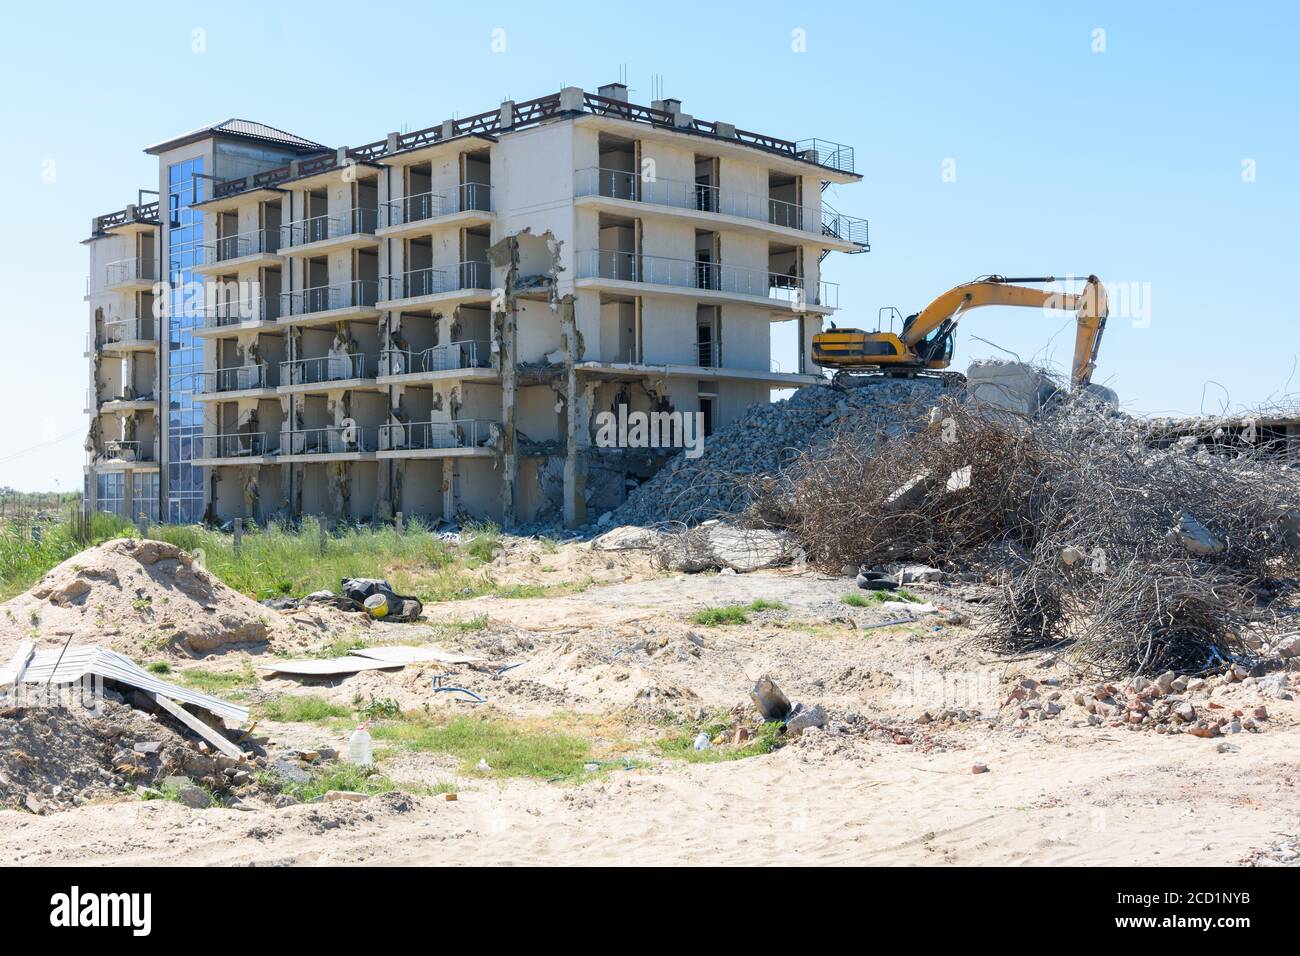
top-left (1, 640), bottom-right (35, 686)
top-left (151, 693), bottom-right (247, 761)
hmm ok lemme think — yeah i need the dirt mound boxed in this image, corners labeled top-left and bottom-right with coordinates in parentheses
top-left (0, 538), bottom-right (292, 657)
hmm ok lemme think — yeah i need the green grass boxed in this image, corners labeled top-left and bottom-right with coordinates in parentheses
top-left (446, 614), bottom-right (489, 631)
top-left (841, 589), bottom-right (922, 607)
top-left (0, 509), bottom-right (134, 601)
top-left (260, 694), bottom-right (352, 722)
top-left (173, 662), bottom-right (257, 693)
top-left (145, 661), bottom-right (171, 674)
top-left (690, 599), bottom-right (788, 626)
top-left (657, 718), bottom-right (785, 763)
top-left (370, 714), bottom-right (596, 782)
top-left (460, 522), bottom-right (501, 565)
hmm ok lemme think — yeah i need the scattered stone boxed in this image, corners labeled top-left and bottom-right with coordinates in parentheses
top-left (971, 762), bottom-right (989, 774)
top-left (785, 704), bottom-right (828, 735)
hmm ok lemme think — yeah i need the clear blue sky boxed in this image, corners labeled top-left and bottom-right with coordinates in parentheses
top-left (1, 0), bottom-right (1296, 491)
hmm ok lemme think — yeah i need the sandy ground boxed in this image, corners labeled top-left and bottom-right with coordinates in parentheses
top-left (2, 538), bottom-right (1298, 866)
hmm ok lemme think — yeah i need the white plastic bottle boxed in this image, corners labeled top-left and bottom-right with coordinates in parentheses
top-left (348, 722), bottom-right (373, 767)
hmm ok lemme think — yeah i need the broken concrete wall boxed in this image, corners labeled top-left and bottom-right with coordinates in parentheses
top-left (966, 360), bottom-right (1059, 416)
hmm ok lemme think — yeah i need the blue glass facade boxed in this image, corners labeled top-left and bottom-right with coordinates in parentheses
top-left (166, 158), bottom-right (205, 523)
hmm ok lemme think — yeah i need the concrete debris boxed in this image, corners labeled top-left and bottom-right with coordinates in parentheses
top-left (1168, 510), bottom-right (1226, 556)
top-left (591, 525), bottom-right (663, 552)
top-left (611, 377), bottom-right (946, 526)
top-left (750, 675), bottom-right (792, 721)
top-left (784, 703), bottom-right (828, 735)
top-left (656, 521), bottom-right (797, 573)
top-left (965, 360), bottom-right (1058, 415)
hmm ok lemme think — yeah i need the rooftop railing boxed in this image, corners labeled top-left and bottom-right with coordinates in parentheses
top-left (577, 249), bottom-right (838, 309)
top-left (205, 88), bottom-right (855, 202)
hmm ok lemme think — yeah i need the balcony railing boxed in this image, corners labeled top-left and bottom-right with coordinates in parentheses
top-left (820, 202), bottom-right (870, 248)
top-left (201, 229), bottom-right (280, 265)
top-left (280, 208), bottom-right (378, 248)
top-left (379, 419), bottom-right (496, 451)
top-left (280, 280), bottom-right (379, 317)
top-left (279, 425), bottom-right (378, 455)
top-left (380, 261), bottom-right (491, 301)
top-left (576, 167), bottom-right (868, 245)
top-left (577, 249), bottom-right (838, 309)
top-left (696, 341), bottom-right (718, 368)
top-left (381, 183), bottom-right (493, 228)
top-left (378, 340), bottom-right (491, 376)
top-left (280, 352), bottom-right (373, 386)
top-left (102, 317), bottom-right (155, 345)
top-left (102, 439), bottom-right (156, 463)
top-left (105, 257), bottom-right (158, 287)
top-left (199, 432), bottom-right (271, 459)
top-left (201, 296), bottom-right (278, 328)
top-left (196, 365), bottom-right (275, 394)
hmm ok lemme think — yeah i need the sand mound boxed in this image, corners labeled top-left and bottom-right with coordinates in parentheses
top-left (0, 538), bottom-right (291, 657)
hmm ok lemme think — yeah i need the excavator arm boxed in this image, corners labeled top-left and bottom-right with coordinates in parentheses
top-left (812, 275), bottom-right (1109, 387)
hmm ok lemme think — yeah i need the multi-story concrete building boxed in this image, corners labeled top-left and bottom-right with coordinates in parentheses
top-left (84, 84), bottom-right (867, 528)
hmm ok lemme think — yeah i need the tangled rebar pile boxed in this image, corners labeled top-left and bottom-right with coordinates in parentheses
top-left (743, 387), bottom-right (1300, 677)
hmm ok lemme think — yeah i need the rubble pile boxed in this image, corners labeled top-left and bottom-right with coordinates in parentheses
top-left (1002, 666), bottom-right (1294, 738)
top-left (744, 385), bottom-right (1300, 677)
top-left (0, 698), bottom-right (238, 813)
top-left (609, 377), bottom-right (947, 526)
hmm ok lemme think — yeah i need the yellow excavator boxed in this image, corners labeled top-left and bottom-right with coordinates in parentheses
top-left (811, 275), bottom-right (1109, 388)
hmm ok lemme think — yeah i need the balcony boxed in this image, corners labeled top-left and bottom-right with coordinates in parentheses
top-left (575, 250), bottom-right (838, 313)
top-left (197, 296), bottom-right (279, 333)
top-left (378, 184), bottom-right (494, 239)
top-left (195, 230), bottom-right (282, 274)
top-left (376, 261), bottom-right (492, 308)
top-left (195, 365), bottom-right (277, 398)
top-left (377, 419), bottom-right (497, 458)
top-left (279, 352), bottom-right (377, 390)
top-left (377, 340), bottom-right (493, 382)
top-left (194, 431), bottom-right (276, 465)
top-left (279, 209), bottom-right (378, 255)
top-left (99, 318), bottom-right (156, 351)
top-left (279, 425), bottom-right (379, 460)
top-left (105, 257), bottom-right (158, 292)
top-left (279, 281), bottom-right (380, 325)
top-left (99, 439), bottom-right (157, 466)
top-left (575, 168), bottom-right (869, 251)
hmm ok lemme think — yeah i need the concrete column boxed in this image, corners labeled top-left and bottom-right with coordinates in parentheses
top-left (443, 459), bottom-right (456, 519)
top-left (560, 295), bottom-right (588, 528)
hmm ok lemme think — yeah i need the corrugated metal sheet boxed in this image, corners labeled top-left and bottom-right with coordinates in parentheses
top-left (0, 645), bottom-right (248, 723)
top-left (350, 646), bottom-right (487, 665)
top-left (255, 657), bottom-right (404, 676)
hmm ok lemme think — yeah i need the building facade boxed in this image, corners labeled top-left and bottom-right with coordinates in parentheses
top-left (84, 85), bottom-right (867, 528)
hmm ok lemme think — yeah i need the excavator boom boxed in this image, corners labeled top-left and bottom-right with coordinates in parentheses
top-left (812, 275), bottom-right (1108, 387)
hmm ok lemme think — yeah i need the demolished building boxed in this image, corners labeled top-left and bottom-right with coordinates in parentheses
top-left (83, 85), bottom-right (870, 527)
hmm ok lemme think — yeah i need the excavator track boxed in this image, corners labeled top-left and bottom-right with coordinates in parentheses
top-left (831, 369), bottom-right (967, 389)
